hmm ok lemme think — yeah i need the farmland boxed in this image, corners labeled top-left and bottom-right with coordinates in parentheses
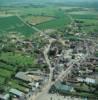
top-left (0, 6), bottom-right (71, 36)
top-left (36, 16), bottom-right (71, 30)
top-left (0, 1), bottom-right (98, 99)
top-left (0, 16), bottom-right (35, 36)
top-left (0, 36), bottom-right (38, 92)
top-left (70, 14), bottom-right (98, 37)
top-left (23, 16), bottom-right (54, 25)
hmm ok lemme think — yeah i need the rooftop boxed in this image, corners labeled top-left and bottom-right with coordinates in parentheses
top-left (9, 88), bottom-right (24, 97)
top-left (54, 82), bottom-right (73, 92)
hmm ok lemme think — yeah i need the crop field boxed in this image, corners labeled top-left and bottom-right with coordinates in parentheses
top-left (0, 16), bottom-right (35, 36)
top-left (0, 68), bottom-right (13, 78)
top-left (0, 76), bottom-right (5, 85)
top-left (35, 16), bottom-right (71, 30)
top-left (68, 11), bottom-right (98, 15)
top-left (71, 14), bottom-right (98, 20)
top-left (0, 51), bottom-right (37, 92)
top-left (0, 66), bottom-right (13, 86)
top-left (71, 14), bottom-right (98, 37)
top-left (23, 15), bottom-right (54, 25)
top-left (0, 52), bottom-right (37, 68)
top-left (0, 6), bottom-right (68, 35)
top-left (9, 80), bottom-right (29, 92)
top-left (1, 6), bottom-right (59, 17)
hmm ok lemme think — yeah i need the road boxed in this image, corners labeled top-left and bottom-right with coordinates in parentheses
top-left (43, 39), bottom-right (55, 82)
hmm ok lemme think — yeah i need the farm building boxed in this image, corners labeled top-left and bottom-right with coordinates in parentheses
top-left (0, 94), bottom-right (9, 100)
top-left (15, 71), bottom-right (43, 82)
top-left (77, 77), bottom-right (96, 84)
top-left (53, 82), bottom-right (74, 93)
top-left (9, 88), bottom-right (25, 100)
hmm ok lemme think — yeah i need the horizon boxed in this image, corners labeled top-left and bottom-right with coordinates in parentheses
top-left (0, 0), bottom-right (98, 5)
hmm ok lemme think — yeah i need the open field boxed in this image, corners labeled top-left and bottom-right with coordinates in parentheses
top-left (0, 52), bottom-right (37, 68)
top-left (0, 6), bottom-right (68, 35)
top-left (71, 14), bottom-right (98, 19)
top-left (0, 51), bottom-right (37, 92)
top-left (0, 76), bottom-right (5, 85)
top-left (0, 6), bottom-right (60, 17)
top-left (35, 16), bottom-right (71, 30)
top-left (68, 11), bottom-right (98, 15)
top-left (0, 16), bottom-right (35, 36)
top-left (9, 80), bottom-right (29, 92)
top-left (23, 15), bottom-right (54, 25)
top-left (0, 68), bottom-right (12, 78)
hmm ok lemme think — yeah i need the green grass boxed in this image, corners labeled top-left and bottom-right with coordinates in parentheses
top-left (9, 80), bottom-right (28, 93)
top-left (95, 51), bottom-right (98, 57)
top-left (71, 15), bottom-right (98, 36)
top-left (0, 62), bottom-right (16, 71)
top-left (76, 19), bottom-right (98, 25)
top-left (0, 76), bottom-right (5, 85)
top-left (36, 16), bottom-right (71, 30)
top-left (0, 52), bottom-right (37, 69)
top-left (23, 15), bottom-right (54, 25)
top-left (0, 68), bottom-right (12, 78)
top-left (0, 16), bottom-right (35, 36)
top-left (7, 6), bottom-right (60, 17)
top-left (71, 14), bottom-right (98, 20)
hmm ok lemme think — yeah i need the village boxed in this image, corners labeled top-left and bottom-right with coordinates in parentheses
top-left (0, 0), bottom-right (98, 100)
top-left (0, 30), bottom-right (98, 100)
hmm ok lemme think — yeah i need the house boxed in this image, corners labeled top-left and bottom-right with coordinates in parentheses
top-left (0, 94), bottom-right (9, 100)
top-left (77, 77), bottom-right (96, 84)
top-left (85, 78), bottom-right (95, 84)
top-left (54, 82), bottom-right (74, 93)
top-left (15, 71), bottom-right (43, 83)
top-left (9, 88), bottom-right (25, 100)
top-left (15, 72), bottom-right (32, 82)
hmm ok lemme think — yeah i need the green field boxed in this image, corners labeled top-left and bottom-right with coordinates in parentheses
top-left (9, 80), bottom-right (29, 92)
top-left (0, 16), bottom-right (35, 36)
top-left (36, 16), bottom-right (71, 30)
top-left (0, 52), bottom-right (37, 69)
top-left (5, 6), bottom-right (60, 17)
top-left (23, 15), bottom-right (54, 25)
top-left (0, 76), bottom-right (5, 85)
top-left (0, 6), bottom-right (70, 35)
top-left (0, 51), bottom-right (37, 92)
top-left (71, 14), bottom-right (98, 20)
top-left (70, 14), bottom-right (98, 37)
top-left (0, 68), bottom-right (12, 78)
